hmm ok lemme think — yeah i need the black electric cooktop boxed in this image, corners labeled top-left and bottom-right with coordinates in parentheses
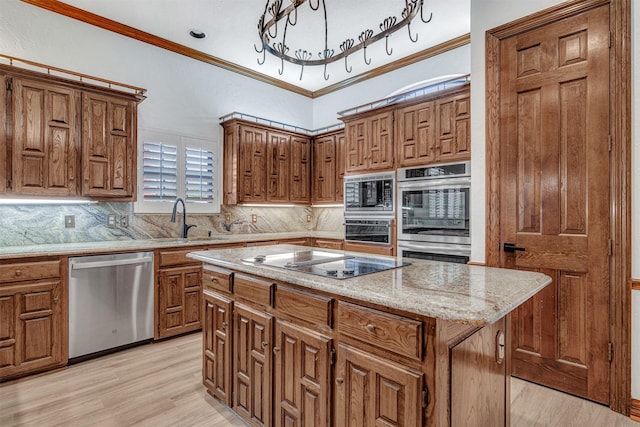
top-left (241, 250), bottom-right (410, 280)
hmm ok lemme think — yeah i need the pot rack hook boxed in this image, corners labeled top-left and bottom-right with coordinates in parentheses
top-left (344, 56), bottom-right (352, 73)
top-left (363, 46), bottom-right (371, 65)
top-left (254, 42), bottom-right (264, 54)
top-left (421, 7), bottom-right (432, 23)
top-left (323, 63), bottom-right (330, 81)
top-left (256, 48), bottom-right (266, 65)
top-left (278, 57), bottom-right (285, 75)
top-left (287, 7), bottom-right (298, 25)
top-left (385, 36), bottom-right (393, 56)
top-left (309, 0), bottom-right (320, 11)
top-left (268, 24), bottom-right (278, 39)
top-left (407, 23), bottom-right (418, 43)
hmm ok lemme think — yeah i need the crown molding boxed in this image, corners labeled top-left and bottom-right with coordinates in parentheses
top-left (21, 0), bottom-right (469, 99)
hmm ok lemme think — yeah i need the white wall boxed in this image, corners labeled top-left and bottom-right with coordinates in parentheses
top-left (0, 1), bottom-right (314, 142)
top-left (471, 0), bottom-right (639, 402)
top-left (312, 45), bottom-right (471, 129)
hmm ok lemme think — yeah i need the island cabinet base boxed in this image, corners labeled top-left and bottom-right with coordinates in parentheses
top-left (200, 265), bottom-right (509, 427)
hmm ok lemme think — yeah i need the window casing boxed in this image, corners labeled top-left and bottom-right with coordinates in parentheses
top-left (136, 129), bottom-right (220, 214)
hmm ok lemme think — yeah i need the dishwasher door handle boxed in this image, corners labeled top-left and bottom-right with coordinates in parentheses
top-left (70, 256), bottom-right (154, 270)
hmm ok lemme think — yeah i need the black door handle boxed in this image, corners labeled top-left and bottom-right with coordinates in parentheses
top-left (503, 242), bottom-right (525, 253)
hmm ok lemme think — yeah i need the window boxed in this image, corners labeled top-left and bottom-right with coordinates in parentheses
top-left (136, 129), bottom-right (220, 214)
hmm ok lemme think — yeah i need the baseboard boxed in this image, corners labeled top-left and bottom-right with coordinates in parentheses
top-left (631, 398), bottom-right (640, 422)
top-left (632, 279), bottom-right (640, 291)
top-left (467, 261), bottom-right (486, 267)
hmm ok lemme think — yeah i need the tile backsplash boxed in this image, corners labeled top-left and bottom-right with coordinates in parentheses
top-left (0, 202), bottom-right (344, 247)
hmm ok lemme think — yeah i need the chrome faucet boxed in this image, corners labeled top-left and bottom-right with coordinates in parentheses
top-left (171, 198), bottom-right (196, 239)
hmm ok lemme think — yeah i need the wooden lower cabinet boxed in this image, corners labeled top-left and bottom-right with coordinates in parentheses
top-left (343, 241), bottom-right (394, 256)
top-left (335, 343), bottom-right (423, 427)
top-left (157, 265), bottom-right (202, 339)
top-left (273, 319), bottom-right (332, 427)
top-left (203, 290), bottom-right (233, 405)
top-left (0, 258), bottom-right (66, 381)
top-left (234, 302), bottom-right (273, 427)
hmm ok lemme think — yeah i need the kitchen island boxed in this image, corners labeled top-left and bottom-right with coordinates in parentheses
top-left (188, 245), bottom-right (551, 427)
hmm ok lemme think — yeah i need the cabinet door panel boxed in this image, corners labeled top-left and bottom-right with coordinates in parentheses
top-left (234, 303), bottom-right (272, 427)
top-left (312, 135), bottom-right (336, 203)
top-left (267, 131), bottom-right (290, 203)
top-left (345, 121), bottom-right (367, 172)
top-left (203, 291), bottom-right (232, 405)
top-left (157, 265), bottom-right (202, 339)
top-left (0, 295), bottom-right (16, 369)
top-left (335, 344), bottom-right (422, 427)
top-left (274, 319), bottom-right (331, 427)
top-left (368, 112), bottom-right (393, 170)
top-left (334, 132), bottom-right (345, 201)
top-left (290, 136), bottom-right (311, 204)
top-left (239, 125), bottom-right (267, 203)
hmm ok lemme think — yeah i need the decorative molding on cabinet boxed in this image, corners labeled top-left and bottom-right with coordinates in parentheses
top-left (632, 279), bottom-right (640, 291)
top-left (21, 0), bottom-right (469, 99)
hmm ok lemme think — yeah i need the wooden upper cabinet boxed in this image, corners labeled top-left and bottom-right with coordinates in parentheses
top-left (11, 77), bottom-right (80, 196)
top-left (267, 131), bottom-right (290, 203)
top-left (344, 111), bottom-right (394, 174)
top-left (290, 135), bottom-right (311, 204)
top-left (81, 92), bottom-right (136, 199)
top-left (222, 118), bottom-right (313, 206)
top-left (396, 100), bottom-right (437, 167)
top-left (312, 133), bottom-right (336, 203)
top-left (435, 92), bottom-right (470, 162)
top-left (335, 131), bottom-right (345, 201)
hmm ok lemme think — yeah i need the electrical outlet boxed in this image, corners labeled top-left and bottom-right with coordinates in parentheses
top-left (65, 214), bottom-right (75, 228)
top-left (251, 214), bottom-right (258, 224)
top-left (107, 214), bottom-right (116, 227)
top-left (120, 215), bottom-right (128, 228)
top-left (306, 214), bottom-right (312, 223)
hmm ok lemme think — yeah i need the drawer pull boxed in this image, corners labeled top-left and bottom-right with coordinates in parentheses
top-left (365, 324), bottom-right (375, 333)
top-left (262, 341), bottom-right (269, 348)
top-left (53, 296), bottom-right (59, 304)
top-left (496, 330), bottom-right (505, 364)
top-left (211, 276), bottom-right (218, 282)
top-left (15, 270), bottom-right (22, 277)
top-left (273, 346), bottom-right (280, 355)
top-left (336, 378), bottom-right (344, 385)
top-left (221, 322), bottom-right (228, 330)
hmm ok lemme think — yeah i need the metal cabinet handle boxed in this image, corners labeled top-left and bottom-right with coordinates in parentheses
top-left (273, 347), bottom-right (280, 355)
top-left (365, 324), bottom-right (375, 333)
top-left (336, 378), bottom-right (344, 385)
top-left (14, 270), bottom-right (22, 277)
top-left (53, 296), bottom-right (59, 304)
top-left (262, 341), bottom-right (269, 348)
top-left (496, 330), bottom-right (505, 364)
top-left (221, 322), bottom-right (228, 330)
top-left (211, 276), bottom-right (218, 282)
top-left (503, 242), bottom-right (525, 253)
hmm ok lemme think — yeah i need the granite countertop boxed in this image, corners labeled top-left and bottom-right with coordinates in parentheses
top-left (188, 244), bottom-right (552, 326)
top-left (0, 231), bottom-right (344, 260)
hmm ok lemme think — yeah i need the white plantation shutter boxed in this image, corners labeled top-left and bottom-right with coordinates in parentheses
top-left (136, 130), bottom-right (220, 213)
top-left (142, 142), bottom-right (178, 201)
top-left (185, 147), bottom-right (215, 203)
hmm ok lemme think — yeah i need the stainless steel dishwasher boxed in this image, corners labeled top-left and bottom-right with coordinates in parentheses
top-left (68, 251), bottom-right (154, 360)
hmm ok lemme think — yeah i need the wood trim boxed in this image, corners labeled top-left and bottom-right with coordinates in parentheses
top-left (312, 34), bottom-right (471, 98)
top-left (466, 261), bottom-right (486, 267)
top-left (20, 0), bottom-right (469, 99)
top-left (632, 280), bottom-right (640, 291)
top-left (631, 399), bottom-right (640, 422)
top-left (485, 0), bottom-right (631, 416)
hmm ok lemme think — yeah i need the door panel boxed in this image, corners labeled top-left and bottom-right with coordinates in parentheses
top-left (500, 5), bottom-right (610, 404)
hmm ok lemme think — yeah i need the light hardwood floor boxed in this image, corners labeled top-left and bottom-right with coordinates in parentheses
top-left (0, 332), bottom-right (637, 427)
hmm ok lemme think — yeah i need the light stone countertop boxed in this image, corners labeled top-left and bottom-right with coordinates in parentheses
top-left (0, 231), bottom-right (344, 260)
top-left (188, 244), bottom-right (552, 326)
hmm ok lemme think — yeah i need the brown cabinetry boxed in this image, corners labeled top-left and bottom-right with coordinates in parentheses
top-left (344, 111), bottom-right (394, 174)
top-left (81, 92), bottom-right (136, 199)
top-left (0, 258), bottom-right (66, 381)
top-left (11, 78), bottom-right (80, 196)
top-left (396, 86), bottom-right (471, 167)
top-left (312, 129), bottom-right (345, 204)
top-left (203, 289), bottom-right (233, 405)
top-left (0, 72), bottom-right (6, 194)
top-left (222, 119), bottom-right (312, 206)
top-left (155, 248), bottom-right (203, 339)
top-left (312, 238), bottom-right (343, 250)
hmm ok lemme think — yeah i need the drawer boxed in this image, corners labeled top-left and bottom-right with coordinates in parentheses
top-left (313, 239), bottom-right (343, 250)
top-left (337, 301), bottom-right (422, 360)
top-left (0, 259), bottom-right (61, 283)
top-left (203, 265), bottom-right (233, 293)
top-left (275, 285), bottom-right (333, 327)
top-left (157, 248), bottom-right (204, 267)
top-left (234, 273), bottom-right (273, 307)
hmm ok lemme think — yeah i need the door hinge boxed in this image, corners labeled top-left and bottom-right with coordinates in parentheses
top-left (608, 239), bottom-right (613, 257)
top-left (6, 179), bottom-right (11, 189)
top-left (608, 342), bottom-right (613, 362)
top-left (422, 387), bottom-right (429, 408)
top-left (608, 135), bottom-right (612, 152)
top-left (330, 348), bottom-right (336, 365)
top-left (609, 31), bottom-right (612, 48)
top-left (5, 79), bottom-right (12, 91)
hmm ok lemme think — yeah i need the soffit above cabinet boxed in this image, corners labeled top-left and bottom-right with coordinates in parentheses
top-left (23, 0), bottom-right (470, 97)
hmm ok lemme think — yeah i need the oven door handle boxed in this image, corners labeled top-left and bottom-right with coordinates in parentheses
top-left (398, 177), bottom-right (471, 190)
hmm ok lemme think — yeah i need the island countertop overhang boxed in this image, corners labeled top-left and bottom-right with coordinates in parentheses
top-left (188, 244), bottom-right (552, 326)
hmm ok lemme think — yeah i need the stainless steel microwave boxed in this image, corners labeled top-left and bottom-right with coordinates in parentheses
top-left (344, 172), bottom-right (395, 217)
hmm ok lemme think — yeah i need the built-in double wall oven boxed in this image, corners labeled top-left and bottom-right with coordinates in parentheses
top-left (344, 172), bottom-right (395, 245)
top-left (397, 161), bottom-right (471, 264)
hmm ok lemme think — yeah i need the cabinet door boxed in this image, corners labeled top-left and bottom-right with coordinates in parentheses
top-left (273, 319), bottom-right (332, 427)
top-left (234, 303), bottom-right (272, 427)
top-left (334, 131), bottom-right (345, 202)
top-left (452, 95), bottom-right (471, 159)
top-left (345, 120), bottom-right (367, 173)
top-left (82, 92), bottom-right (134, 198)
top-left (312, 135), bottom-right (336, 203)
top-left (12, 78), bottom-right (79, 195)
top-left (0, 74), bottom-right (7, 194)
top-left (0, 280), bottom-right (65, 378)
top-left (368, 111), bottom-right (394, 170)
top-left (396, 101), bottom-right (437, 167)
top-left (267, 131), bottom-right (290, 203)
top-left (239, 125), bottom-right (267, 203)
top-left (290, 136), bottom-right (311, 204)
top-left (157, 265), bottom-right (202, 339)
top-left (203, 291), bottom-right (233, 405)
top-left (335, 343), bottom-right (423, 427)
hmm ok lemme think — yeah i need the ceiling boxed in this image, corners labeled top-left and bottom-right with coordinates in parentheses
top-left (44, 0), bottom-right (470, 96)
